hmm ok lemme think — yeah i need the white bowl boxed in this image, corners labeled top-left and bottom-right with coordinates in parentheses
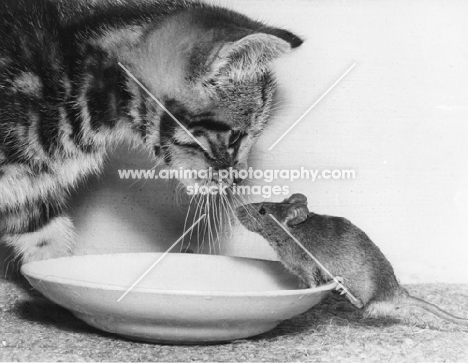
top-left (21, 253), bottom-right (336, 344)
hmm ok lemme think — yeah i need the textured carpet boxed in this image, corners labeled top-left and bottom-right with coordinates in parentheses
top-left (1, 279), bottom-right (468, 362)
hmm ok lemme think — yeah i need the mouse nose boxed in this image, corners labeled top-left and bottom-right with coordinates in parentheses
top-left (234, 205), bottom-right (243, 216)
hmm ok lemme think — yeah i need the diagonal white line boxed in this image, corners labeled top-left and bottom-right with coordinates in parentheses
top-left (268, 63), bottom-right (357, 151)
top-left (117, 214), bottom-right (207, 302)
top-left (268, 214), bottom-right (359, 303)
top-left (118, 62), bottom-right (208, 151)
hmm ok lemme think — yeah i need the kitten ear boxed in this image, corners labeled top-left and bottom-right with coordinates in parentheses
top-left (207, 32), bottom-right (301, 81)
top-left (260, 28), bottom-right (304, 49)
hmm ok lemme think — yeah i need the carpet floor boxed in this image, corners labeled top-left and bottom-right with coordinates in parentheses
top-left (1, 279), bottom-right (468, 362)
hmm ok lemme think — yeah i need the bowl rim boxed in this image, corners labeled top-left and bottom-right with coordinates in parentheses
top-left (21, 253), bottom-right (338, 297)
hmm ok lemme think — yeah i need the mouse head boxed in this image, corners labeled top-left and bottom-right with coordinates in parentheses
top-left (235, 193), bottom-right (309, 235)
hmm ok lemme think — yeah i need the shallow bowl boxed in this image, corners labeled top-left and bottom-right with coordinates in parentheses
top-left (21, 253), bottom-right (335, 344)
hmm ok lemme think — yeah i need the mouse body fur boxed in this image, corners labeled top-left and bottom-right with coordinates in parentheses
top-left (235, 193), bottom-right (468, 326)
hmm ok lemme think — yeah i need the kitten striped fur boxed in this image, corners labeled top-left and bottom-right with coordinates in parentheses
top-left (0, 0), bottom-right (303, 263)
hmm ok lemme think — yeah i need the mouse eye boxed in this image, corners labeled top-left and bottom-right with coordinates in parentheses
top-left (259, 207), bottom-right (266, 215)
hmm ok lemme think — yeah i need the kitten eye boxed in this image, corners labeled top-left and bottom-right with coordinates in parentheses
top-left (259, 207), bottom-right (266, 215)
top-left (229, 130), bottom-right (243, 146)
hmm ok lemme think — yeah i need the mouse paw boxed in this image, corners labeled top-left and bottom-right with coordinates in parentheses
top-left (351, 297), bottom-right (365, 309)
top-left (334, 276), bottom-right (345, 293)
top-left (334, 276), bottom-right (344, 284)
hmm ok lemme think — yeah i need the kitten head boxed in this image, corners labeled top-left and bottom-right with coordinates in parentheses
top-left (119, 5), bottom-right (303, 192)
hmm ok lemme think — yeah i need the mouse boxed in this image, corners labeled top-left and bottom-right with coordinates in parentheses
top-left (235, 193), bottom-right (468, 327)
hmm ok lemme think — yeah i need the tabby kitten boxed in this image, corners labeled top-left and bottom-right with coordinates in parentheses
top-left (0, 0), bottom-right (303, 264)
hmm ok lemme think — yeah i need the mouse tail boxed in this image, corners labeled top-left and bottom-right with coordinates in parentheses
top-left (402, 294), bottom-right (468, 327)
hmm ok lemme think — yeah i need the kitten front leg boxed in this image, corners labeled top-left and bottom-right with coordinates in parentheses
top-left (3, 215), bottom-right (75, 264)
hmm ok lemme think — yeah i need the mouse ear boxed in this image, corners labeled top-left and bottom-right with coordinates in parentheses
top-left (284, 203), bottom-right (309, 226)
top-left (284, 193), bottom-right (308, 205)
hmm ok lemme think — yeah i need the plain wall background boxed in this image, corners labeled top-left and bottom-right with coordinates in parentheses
top-left (2, 0), bottom-right (467, 283)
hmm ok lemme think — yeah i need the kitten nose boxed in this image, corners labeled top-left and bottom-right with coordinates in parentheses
top-left (237, 161), bottom-right (248, 170)
top-left (233, 176), bottom-right (244, 185)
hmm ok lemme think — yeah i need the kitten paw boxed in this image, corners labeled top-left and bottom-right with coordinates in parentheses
top-left (4, 216), bottom-right (75, 264)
